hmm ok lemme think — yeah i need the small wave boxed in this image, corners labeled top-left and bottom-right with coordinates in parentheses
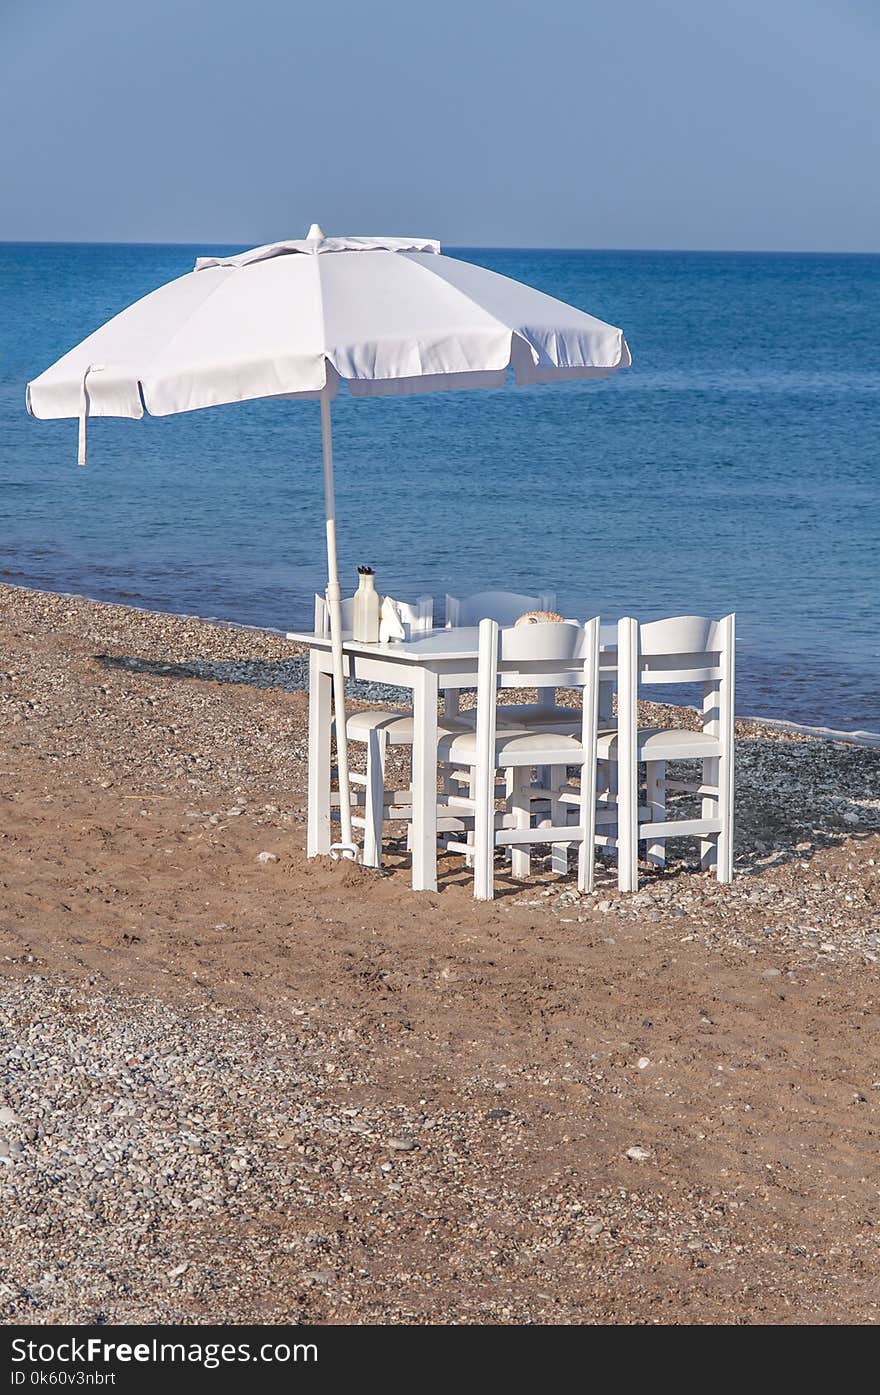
top-left (743, 716), bottom-right (880, 749)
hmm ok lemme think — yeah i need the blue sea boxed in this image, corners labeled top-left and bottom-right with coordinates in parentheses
top-left (1, 242), bottom-right (878, 731)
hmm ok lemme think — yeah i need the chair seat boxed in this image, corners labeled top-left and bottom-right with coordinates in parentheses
top-left (438, 727), bottom-right (586, 764)
top-left (452, 703), bottom-right (581, 733)
top-left (597, 726), bottom-right (722, 762)
top-left (497, 702), bottom-right (582, 732)
top-left (341, 709), bottom-right (469, 746)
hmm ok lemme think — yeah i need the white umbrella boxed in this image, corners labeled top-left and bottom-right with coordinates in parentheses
top-left (26, 224), bottom-right (631, 858)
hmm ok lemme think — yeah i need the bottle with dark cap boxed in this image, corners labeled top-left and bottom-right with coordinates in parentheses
top-left (352, 566), bottom-right (381, 642)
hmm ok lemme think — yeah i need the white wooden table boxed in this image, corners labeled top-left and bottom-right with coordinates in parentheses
top-left (287, 625), bottom-right (617, 893)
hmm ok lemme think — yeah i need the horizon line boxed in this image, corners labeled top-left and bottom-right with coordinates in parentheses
top-left (1, 237), bottom-right (879, 258)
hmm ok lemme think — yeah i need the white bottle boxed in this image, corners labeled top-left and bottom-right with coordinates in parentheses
top-left (352, 566), bottom-right (381, 642)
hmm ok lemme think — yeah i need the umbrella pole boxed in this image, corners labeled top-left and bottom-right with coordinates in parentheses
top-left (320, 386), bottom-right (358, 861)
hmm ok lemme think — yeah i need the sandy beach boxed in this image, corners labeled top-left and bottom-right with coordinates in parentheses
top-left (1, 580), bottom-right (879, 1325)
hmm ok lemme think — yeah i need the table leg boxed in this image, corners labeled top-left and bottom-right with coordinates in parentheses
top-left (411, 667), bottom-right (439, 892)
top-left (307, 654), bottom-right (332, 857)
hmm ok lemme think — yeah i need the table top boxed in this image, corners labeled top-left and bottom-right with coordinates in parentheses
top-left (286, 624), bottom-right (618, 663)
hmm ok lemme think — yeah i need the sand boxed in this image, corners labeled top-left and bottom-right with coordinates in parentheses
top-left (1, 581), bottom-right (879, 1324)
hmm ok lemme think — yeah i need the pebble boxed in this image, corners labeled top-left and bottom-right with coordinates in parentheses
top-left (637, 1057), bottom-right (651, 1070)
top-left (256, 851), bottom-right (279, 864)
top-left (0, 1107), bottom-right (18, 1126)
top-left (626, 1146), bottom-right (653, 1163)
top-left (0, 975), bottom-right (453, 1321)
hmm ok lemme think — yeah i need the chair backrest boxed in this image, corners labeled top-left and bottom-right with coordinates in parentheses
top-left (445, 589), bottom-right (556, 628)
top-left (617, 613), bottom-right (735, 742)
top-left (499, 618), bottom-right (584, 666)
top-left (622, 614), bottom-right (734, 686)
top-left (474, 616), bottom-right (601, 746)
top-left (314, 592), bottom-right (433, 638)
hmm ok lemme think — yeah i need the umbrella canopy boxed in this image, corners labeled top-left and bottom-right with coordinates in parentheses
top-left (26, 225), bottom-right (631, 859)
top-left (27, 225), bottom-right (630, 431)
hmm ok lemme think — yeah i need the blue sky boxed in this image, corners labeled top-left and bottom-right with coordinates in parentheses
top-left (1, 0), bottom-right (877, 250)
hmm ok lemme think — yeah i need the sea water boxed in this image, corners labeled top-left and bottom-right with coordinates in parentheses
top-left (1, 241), bottom-right (877, 730)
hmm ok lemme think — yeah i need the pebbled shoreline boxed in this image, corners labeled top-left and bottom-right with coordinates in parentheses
top-left (2, 579), bottom-right (877, 743)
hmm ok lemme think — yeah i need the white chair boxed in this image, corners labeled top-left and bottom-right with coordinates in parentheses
top-left (445, 589), bottom-right (557, 628)
top-left (443, 588), bottom-right (581, 734)
top-left (315, 591), bottom-right (466, 867)
top-left (602, 614), bottom-right (735, 892)
top-left (437, 617), bottom-right (602, 900)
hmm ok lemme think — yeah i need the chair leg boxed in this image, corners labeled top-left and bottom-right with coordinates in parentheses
top-left (462, 765), bottom-right (478, 868)
top-left (549, 765), bottom-right (568, 875)
top-left (604, 756), bottom-right (618, 854)
top-left (645, 760), bottom-right (666, 868)
top-left (503, 767), bottom-right (515, 864)
top-left (577, 766), bottom-right (597, 895)
top-left (700, 756), bottom-right (718, 873)
top-left (597, 757), bottom-right (611, 804)
top-left (617, 757), bottom-right (638, 894)
top-left (363, 729), bottom-right (387, 869)
top-left (473, 758), bottom-right (495, 901)
top-left (616, 618), bottom-right (639, 893)
top-left (510, 767), bottom-right (531, 879)
top-left (716, 750), bottom-right (733, 884)
top-left (404, 759), bottom-right (414, 854)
